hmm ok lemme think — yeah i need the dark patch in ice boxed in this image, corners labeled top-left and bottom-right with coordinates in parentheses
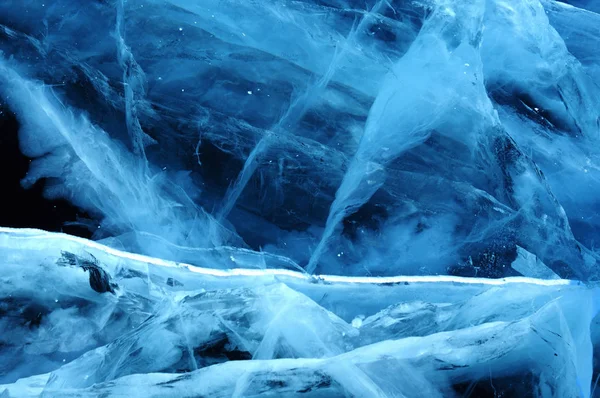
top-left (166, 277), bottom-right (183, 287)
top-left (296, 373), bottom-right (333, 393)
top-left (58, 251), bottom-right (117, 294)
top-left (452, 372), bottom-right (540, 398)
top-left (194, 333), bottom-right (252, 364)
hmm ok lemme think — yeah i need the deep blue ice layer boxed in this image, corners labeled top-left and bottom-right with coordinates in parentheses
top-left (1, 0), bottom-right (599, 280)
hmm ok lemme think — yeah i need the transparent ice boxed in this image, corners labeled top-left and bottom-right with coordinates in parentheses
top-left (0, 0), bottom-right (600, 396)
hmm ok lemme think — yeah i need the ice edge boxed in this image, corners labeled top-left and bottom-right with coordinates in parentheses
top-left (0, 226), bottom-right (577, 287)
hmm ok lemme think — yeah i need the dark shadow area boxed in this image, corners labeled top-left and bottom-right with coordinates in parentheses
top-left (452, 373), bottom-right (540, 398)
top-left (0, 106), bottom-right (93, 238)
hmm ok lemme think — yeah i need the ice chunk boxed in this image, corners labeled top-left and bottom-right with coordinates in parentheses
top-left (0, 228), bottom-right (598, 397)
top-left (511, 246), bottom-right (561, 279)
top-left (308, 0), bottom-right (494, 271)
top-left (306, 0), bottom-right (596, 278)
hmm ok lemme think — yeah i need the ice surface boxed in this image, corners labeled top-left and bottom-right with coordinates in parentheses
top-left (0, 228), bottom-right (598, 397)
top-left (1, 0), bottom-right (600, 395)
top-left (1, 0), bottom-right (598, 278)
top-left (511, 246), bottom-right (560, 280)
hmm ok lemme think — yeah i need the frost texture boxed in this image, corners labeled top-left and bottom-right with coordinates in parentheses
top-left (1, 0), bottom-right (600, 396)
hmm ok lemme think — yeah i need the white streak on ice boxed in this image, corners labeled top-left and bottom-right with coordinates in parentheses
top-left (0, 227), bottom-right (576, 287)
